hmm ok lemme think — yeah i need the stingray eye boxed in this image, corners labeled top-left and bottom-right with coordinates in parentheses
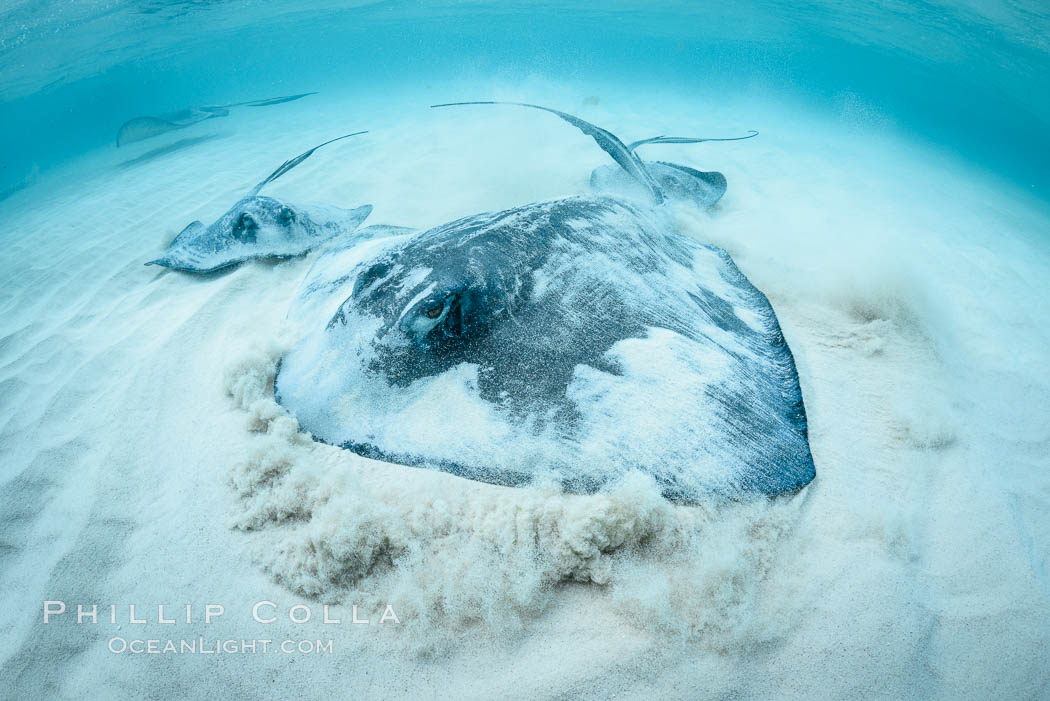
top-left (234, 213), bottom-right (257, 235)
top-left (424, 304), bottom-right (443, 319)
top-left (277, 207), bottom-right (295, 225)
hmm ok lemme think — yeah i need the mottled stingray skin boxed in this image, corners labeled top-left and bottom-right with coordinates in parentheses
top-left (148, 199), bottom-right (373, 273)
top-left (147, 131), bottom-right (371, 273)
top-left (275, 196), bottom-right (815, 501)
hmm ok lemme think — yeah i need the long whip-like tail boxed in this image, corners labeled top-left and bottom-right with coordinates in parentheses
top-left (214, 92), bottom-right (319, 109)
top-left (627, 130), bottom-right (758, 151)
top-left (248, 131), bottom-right (367, 197)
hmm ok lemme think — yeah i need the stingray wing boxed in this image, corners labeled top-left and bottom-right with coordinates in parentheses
top-left (115, 109), bottom-right (225, 147)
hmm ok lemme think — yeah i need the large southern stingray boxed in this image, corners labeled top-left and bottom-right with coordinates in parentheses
top-left (147, 132), bottom-right (372, 273)
top-left (116, 92), bottom-right (317, 147)
top-left (274, 104), bottom-right (814, 502)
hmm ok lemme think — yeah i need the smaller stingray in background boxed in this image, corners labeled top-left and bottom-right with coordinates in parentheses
top-left (146, 132), bottom-right (373, 274)
top-left (432, 101), bottom-right (756, 208)
top-left (116, 92), bottom-right (317, 147)
top-left (592, 131), bottom-right (758, 207)
top-left (116, 105), bottom-right (229, 147)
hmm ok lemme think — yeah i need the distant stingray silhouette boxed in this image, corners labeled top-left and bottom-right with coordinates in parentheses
top-left (115, 92), bottom-right (317, 147)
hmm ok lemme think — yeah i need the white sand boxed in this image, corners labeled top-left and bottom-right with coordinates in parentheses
top-left (1, 84), bottom-right (1049, 699)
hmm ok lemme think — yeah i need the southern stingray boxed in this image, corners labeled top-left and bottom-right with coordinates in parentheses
top-left (274, 103), bottom-right (814, 502)
top-left (116, 92), bottom-right (317, 147)
top-left (146, 132), bottom-right (372, 273)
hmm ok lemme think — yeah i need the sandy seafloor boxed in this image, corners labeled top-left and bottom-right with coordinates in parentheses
top-left (1, 83), bottom-right (1049, 699)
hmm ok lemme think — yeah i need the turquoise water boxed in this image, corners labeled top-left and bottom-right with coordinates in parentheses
top-left (1, 0), bottom-right (1048, 196)
top-left (4, 3), bottom-right (1050, 698)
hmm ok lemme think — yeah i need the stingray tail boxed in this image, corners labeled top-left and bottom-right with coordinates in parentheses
top-left (431, 101), bottom-right (666, 205)
top-left (248, 131), bottom-right (368, 197)
top-left (627, 131), bottom-right (759, 151)
top-left (220, 92), bottom-right (319, 109)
